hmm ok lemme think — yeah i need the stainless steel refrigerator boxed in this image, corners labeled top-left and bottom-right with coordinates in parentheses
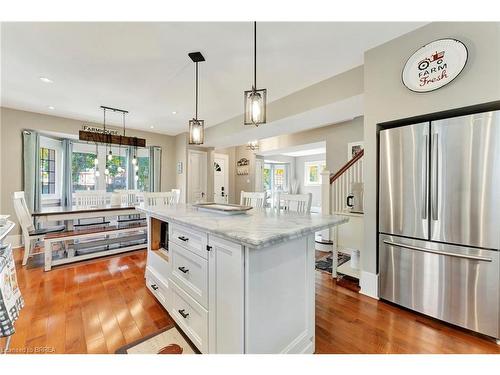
top-left (378, 110), bottom-right (500, 340)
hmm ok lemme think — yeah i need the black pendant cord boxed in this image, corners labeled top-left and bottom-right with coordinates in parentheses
top-left (195, 61), bottom-right (199, 120)
top-left (253, 21), bottom-right (257, 90)
top-left (103, 107), bottom-right (107, 156)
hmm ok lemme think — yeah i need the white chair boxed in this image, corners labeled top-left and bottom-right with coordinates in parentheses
top-left (277, 193), bottom-right (312, 213)
top-left (171, 189), bottom-right (181, 204)
top-left (142, 192), bottom-right (179, 208)
top-left (240, 191), bottom-right (266, 208)
top-left (12, 191), bottom-right (65, 266)
top-left (115, 190), bottom-right (140, 206)
top-left (73, 190), bottom-right (110, 207)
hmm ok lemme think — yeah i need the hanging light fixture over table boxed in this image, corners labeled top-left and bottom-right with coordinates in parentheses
top-left (244, 21), bottom-right (267, 126)
top-left (188, 51), bottom-right (206, 145)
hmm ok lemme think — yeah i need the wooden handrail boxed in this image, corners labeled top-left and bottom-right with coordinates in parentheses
top-left (330, 149), bottom-right (364, 184)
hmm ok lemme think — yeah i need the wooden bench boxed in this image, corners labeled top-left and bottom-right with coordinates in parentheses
top-left (44, 222), bottom-right (147, 271)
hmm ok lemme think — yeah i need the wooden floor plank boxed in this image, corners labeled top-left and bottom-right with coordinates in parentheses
top-left (7, 248), bottom-right (500, 354)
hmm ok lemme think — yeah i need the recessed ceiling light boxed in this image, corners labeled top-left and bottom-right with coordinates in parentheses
top-left (150, 125), bottom-right (154, 129)
top-left (172, 111), bottom-right (177, 115)
top-left (48, 106), bottom-right (55, 110)
top-left (39, 77), bottom-right (53, 83)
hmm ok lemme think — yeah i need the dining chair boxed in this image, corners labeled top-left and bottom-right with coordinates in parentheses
top-left (277, 193), bottom-right (312, 213)
top-left (12, 191), bottom-right (65, 266)
top-left (240, 191), bottom-right (266, 208)
top-left (115, 190), bottom-right (140, 206)
top-left (73, 190), bottom-right (109, 207)
top-left (142, 192), bottom-right (178, 208)
top-left (171, 189), bottom-right (181, 204)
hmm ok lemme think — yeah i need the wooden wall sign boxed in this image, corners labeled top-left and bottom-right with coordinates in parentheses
top-left (79, 130), bottom-right (146, 147)
top-left (402, 38), bottom-right (468, 93)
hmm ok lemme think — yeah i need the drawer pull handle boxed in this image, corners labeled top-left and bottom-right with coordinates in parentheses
top-left (178, 236), bottom-right (189, 242)
top-left (178, 266), bottom-right (189, 274)
top-left (151, 284), bottom-right (159, 291)
top-left (178, 309), bottom-right (189, 319)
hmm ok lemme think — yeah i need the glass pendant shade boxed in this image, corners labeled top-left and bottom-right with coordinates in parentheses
top-left (244, 88), bottom-right (266, 126)
top-left (189, 119), bottom-right (205, 145)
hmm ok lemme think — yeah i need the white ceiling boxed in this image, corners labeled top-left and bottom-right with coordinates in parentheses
top-left (1, 22), bottom-right (425, 135)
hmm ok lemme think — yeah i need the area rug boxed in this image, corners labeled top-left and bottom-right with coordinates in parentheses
top-left (315, 252), bottom-right (350, 274)
top-left (115, 323), bottom-right (198, 354)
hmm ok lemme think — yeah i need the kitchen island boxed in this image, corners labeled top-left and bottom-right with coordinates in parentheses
top-left (137, 204), bottom-right (348, 354)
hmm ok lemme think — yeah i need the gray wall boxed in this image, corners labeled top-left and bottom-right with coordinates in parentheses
top-left (363, 22), bottom-right (500, 282)
top-left (0, 107), bottom-right (177, 233)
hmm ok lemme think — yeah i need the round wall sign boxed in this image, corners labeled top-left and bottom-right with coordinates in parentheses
top-left (402, 38), bottom-right (468, 92)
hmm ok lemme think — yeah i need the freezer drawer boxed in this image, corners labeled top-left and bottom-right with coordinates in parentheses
top-left (379, 234), bottom-right (499, 339)
top-left (379, 122), bottom-right (429, 240)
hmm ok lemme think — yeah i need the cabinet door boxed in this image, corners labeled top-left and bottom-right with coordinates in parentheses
top-left (207, 235), bottom-right (244, 354)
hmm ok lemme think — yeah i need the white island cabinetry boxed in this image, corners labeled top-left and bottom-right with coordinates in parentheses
top-left (140, 205), bottom-right (347, 354)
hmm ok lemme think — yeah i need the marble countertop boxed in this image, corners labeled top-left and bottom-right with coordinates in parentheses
top-left (137, 204), bottom-right (348, 249)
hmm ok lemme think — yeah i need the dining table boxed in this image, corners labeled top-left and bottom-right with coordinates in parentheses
top-left (32, 204), bottom-right (138, 229)
top-left (32, 204), bottom-right (147, 271)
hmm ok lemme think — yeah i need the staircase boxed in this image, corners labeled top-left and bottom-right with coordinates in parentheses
top-left (320, 149), bottom-right (364, 279)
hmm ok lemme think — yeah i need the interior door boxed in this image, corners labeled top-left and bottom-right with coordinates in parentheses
top-left (254, 158), bottom-right (264, 192)
top-left (213, 153), bottom-right (229, 203)
top-left (379, 122), bottom-right (429, 240)
top-left (431, 111), bottom-right (500, 250)
top-left (188, 150), bottom-right (207, 203)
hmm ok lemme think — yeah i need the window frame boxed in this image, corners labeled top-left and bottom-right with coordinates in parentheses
top-left (39, 136), bottom-right (63, 202)
top-left (304, 160), bottom-right (326, 186)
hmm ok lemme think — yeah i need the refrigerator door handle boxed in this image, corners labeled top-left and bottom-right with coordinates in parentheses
top-left (431, 133), bottom-right (438, 220)
top-left (421, 135), bottom-right (428, 220)
top-left (382, 240), bottom-right (493, 262)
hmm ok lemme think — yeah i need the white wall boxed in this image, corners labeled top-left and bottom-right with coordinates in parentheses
top-left (362, 22), bottom-right (500, 296)
top-left (294, 154), bottom-right (326, 208)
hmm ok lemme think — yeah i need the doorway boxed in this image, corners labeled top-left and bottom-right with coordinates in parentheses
top-left (187, 149), bottom-right (207, 203)
top-left (213, 153), bottom-right (229, 203)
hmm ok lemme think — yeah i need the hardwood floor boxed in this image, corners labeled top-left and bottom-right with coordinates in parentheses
top-left (6, 249), bottom-right (500, 354)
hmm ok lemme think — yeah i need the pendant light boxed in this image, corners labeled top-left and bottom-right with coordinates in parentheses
top-left (244, 21), bottom-right (267, 126)
top-left (94, 142), bottom-right (100, 177)
top-left (100, 107), bottom-right (110, 176)
top-left (117, 112), bottom-right (125, 174)
top-left (188, 51), bottom-right (205, 145)
top-left (246, 140), bottom-right (259, 151)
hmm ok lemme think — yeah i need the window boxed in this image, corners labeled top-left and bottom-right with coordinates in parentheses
top-left (106, 154), bottom-right (127, 192)
top-left (72, 149), bottom-right (97, 191)
top-left (40, 147), bottom-right (56, 195)
top-left (304, 161), bottom-right (326, 186)
top-left (263, 163), bottom-right (289, 192)
top-left (136, 148), bottom-right (150, 191)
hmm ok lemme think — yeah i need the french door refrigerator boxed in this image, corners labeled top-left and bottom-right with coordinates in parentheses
top-left (379, 110), bottom-right (500, 340)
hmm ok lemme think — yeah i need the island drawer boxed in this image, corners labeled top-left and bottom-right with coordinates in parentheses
top-left (171, 242), bottom-right (208, 308)
top-left (147, 249), bottom-right (171, 280)
top-left (170, 279), bottom-right (208, 353)
top-left (145, 267), bottom-right (170, 311)
top-left (170, 223), bottom-right (208, 259)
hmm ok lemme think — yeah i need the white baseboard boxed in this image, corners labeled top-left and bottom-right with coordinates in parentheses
top-left (5, 234), bottom-right (22, 249)
top-left (359, 270), bottom-right (379, 300)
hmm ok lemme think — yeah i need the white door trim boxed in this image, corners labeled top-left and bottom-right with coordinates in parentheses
top-left (187, 149), bottom-right (208, 203)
